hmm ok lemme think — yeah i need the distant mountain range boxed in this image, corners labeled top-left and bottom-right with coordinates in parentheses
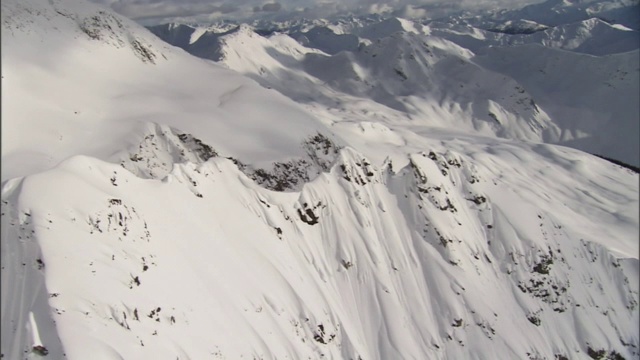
top-left (149, 0), bottom-right (639, 166)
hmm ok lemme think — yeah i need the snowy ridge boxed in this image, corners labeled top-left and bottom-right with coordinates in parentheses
top-left (355, 17), bottom-right (425, 40)
top-left (1, 0), bottom-right (165, 64)
top-left (453, 0), bottom-right (640, 31)
top-left (1, 0), bottom-right (334, 181)
top-left (427, 17), bottom-right (639, 56)
top-left (210, 25), bottom-right (563, 146)
top-left (474, 44), bottom-right (639, 165)
top-left (116, 122), bottom-right (343, 191)
top-left (291, 26), bottom-right (361, 55)
top-left (169, 12), bottom-right (639, 166)
top-left (2, 135), bottom-right (638, 359)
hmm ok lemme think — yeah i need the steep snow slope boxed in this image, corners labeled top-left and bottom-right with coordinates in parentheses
top-left (459, 0), bottom-right (640, 31)
top-left (145, 23), bottom-right (196, 49)
top-left (207, 26), bottom-right (562, 147)
top-left (428, 17), bottom-right (640, 56)
top-left (355, 17), bottom-right (426, 40)
top-left (145, 23), bottom-right (238, 51)
top-left (527, 17), bottom-right (639, 55)
top-left (2, 1), bottom-right (639, 360)
top-left (208, 19), bottom-right (640, 165)
top-left (1, 0), bottom-right (333, 182)
top-left (291, 26), bottom-right (361, 55)
top-left (3, 128), bottom-right (638, 360)
top-left (153, 15), bottom-right (639, 166)
top-left (474, 44), bottom-right (640, 166)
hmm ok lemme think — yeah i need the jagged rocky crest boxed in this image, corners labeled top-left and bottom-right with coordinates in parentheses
top-left (119, 123), bottom-right (342, 192)
top-left (3, 131), bottom-right (637, 359)
top-left (2, 0), bottom-right (164, 64)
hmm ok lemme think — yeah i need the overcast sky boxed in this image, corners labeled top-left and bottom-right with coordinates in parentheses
top-left (89, 0), bottom-right (546, 25)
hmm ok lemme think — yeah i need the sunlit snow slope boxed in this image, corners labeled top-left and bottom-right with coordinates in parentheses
top-left (156, 9), bottom-right (640, 166)
top-left (1, 1), bottom-right (638, 360)
top-left (0, 0), bottom-right (332, 182)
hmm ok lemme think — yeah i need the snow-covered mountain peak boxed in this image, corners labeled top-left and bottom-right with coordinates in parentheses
top-left (2, 0), bottom-right (638, 359)
top-left (357, 17), bottom-right (425, 40)
top-left (486, 18), bottom-right (550, 34)
top-left (226, 23), bottom-right (258, 37)
top-left (1, 0), bottom-right (337, 182)
top-left (475, 0), bottom-right (640, 29)
top-left (2, 0), bottom-right (167, 65)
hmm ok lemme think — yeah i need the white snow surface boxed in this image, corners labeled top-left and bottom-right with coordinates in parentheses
top-left (1, 0), bottom-right (639, 360)
top-left (1, 0), bottom-right (332, 181)
top-left (208, 21), bottom-right (639, 165)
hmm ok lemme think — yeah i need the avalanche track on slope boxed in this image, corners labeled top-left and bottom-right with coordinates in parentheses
top-left (2, 130), bottom-right (638, 359)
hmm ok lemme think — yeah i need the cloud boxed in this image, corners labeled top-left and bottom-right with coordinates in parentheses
top-left (253, 2), bottom-right (283, 13)
top-left (261, 2), bottom-right (283, 12)
top-left (393, 4), bottom-right (429, 19)
top-left (90, 0), bottom-right (546, 25)
top-left (365, 3), bottom-right (395, 14)
top-left (107, 0), bottom-right (239, 22)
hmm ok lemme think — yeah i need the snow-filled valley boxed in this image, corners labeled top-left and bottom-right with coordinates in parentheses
top-left (149, 7), bottom-right (640, 167)
top-left (1, 0), bottom-right (638, 359)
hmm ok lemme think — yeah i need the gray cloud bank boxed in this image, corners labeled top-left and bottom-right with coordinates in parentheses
top-left (90, 0), bottom-right (546, 25)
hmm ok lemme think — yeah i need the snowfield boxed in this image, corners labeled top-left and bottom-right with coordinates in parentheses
top-left (1, 0), bottom-right (638, 359)
top-left (175, 14), bottom-right (639, 167)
